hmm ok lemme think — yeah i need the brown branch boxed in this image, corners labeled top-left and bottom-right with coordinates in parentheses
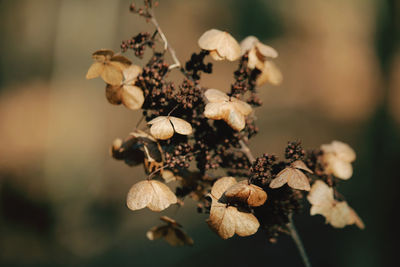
top-left (239, 139), bottom-right (256, 164)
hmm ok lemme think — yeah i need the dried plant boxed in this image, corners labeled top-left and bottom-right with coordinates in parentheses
top-left (86, 1), bottom-right (364, 265)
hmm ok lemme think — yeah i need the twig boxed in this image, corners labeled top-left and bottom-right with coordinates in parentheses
top-left (287, 213), bottom-right (312, 267)
top-left (239, 139), bottom-right (256, 164)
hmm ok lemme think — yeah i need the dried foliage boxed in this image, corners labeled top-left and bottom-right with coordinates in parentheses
top-left (86, 0), bottom-right (364, 252)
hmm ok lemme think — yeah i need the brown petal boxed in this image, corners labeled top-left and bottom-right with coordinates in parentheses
top-left (287, 169), bottom-right (311, 191)
top-left (92, 49), bottom-right (114, 61)
top-left (121, 85), bottom-right (144, 110)
top-left (110, 54), bottom-right (132, 66)
top-left (147, 180), bottom-right (177, 211)
top-left (269, 168), bottom-right (290, 189)
top-left (169, 116), bottom-right (193, 136)
top-left (231, 207), bottom-right (260, 237)
top-left (86, 62), bottom-right (104, 79)
top-left (148, 116), bottom-right (174, 140)
top-left (105, 84), bottom-right (122, 105)
top-left (204, 102), bottom-right (230, 120)
top-left (210, 177), bottom-right (237, 200)
top-left (225, 181), bottom-right (267, 207)
top-left (291, 160), bottom-right (313, 173)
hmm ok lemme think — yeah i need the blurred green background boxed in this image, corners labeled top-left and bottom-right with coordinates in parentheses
top-left (0, 0), bottom-right (399, 266)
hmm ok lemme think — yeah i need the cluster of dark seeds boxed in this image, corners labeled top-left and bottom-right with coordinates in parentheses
top-left (121, 32), bottom-right (154, 57)
top-left (285, 141), bottom-right (306, 162)
top-left (185, 50), bottom-right (212, 80)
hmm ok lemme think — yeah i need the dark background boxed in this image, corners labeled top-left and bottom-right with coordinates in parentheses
top-left (0, 0), bottom-right (399, 266)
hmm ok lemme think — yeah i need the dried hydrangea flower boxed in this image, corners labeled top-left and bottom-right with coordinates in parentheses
top-left (126, 179), bottom-right (177, 212)
top-left (146, 216), bottom-right (194, 246)
top-left (240, 36), bottom-right (282, 86)
top-left (321, 140), bottom-right (356, 180)
top-left (147, 116), bottom-right (193, 140)
top-left (207, 177), bottom-right (260, 239)
top-left (198, 29), bottom-right (241, 61)
top-left (224, 180), bottom-right (267, 207)
top-left (307, 180), bottom-right (365, 229)
top-left (269, 160), bottom-right (312, 191)
top-left (86, 49), bottom-right (132, 85)
top-left (203, 88), bottom-right (252, 131)
top-left (105, 65), bottom-right (144, 110)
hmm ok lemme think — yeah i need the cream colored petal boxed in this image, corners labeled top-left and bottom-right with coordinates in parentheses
top-left (123, 65), bottom-right (142, 84)
top-left (287, 169), bottom-right (311, 191)
top-left (231, 98), bottom-right (252, 116)
top-left (204, 88), bottom-right (229, 103)
top-left (211, 177), bottom-right (237, 200)
top-left (198, 29), bottom-right (224, 50)
top-left (162, 170), bottom-right (177, 183)
top-left (329, 201), bottom-right (352, 228)
top-left (348, 206), bottom-right (365, 229)
top-left (148, 116), bottom-right (168, 125)
top-left (169, 116), bottom-right (193, 136)
top-left (149, 117), bottom-right (174, 140)
top-left (232, 207), bottom-right (260, 237)
top-left (259, 61), bottom-right (283, 87)
top-left (126, 180), bottom-right (153, 211)
top-left (101, 65), bottom-right (123, 85)
top-left (86, 62), bottom-right (104, 79)
top-left (328, 157), bottom-right (353, 180)
top-left (121, 85), bottom-right (144, 110)
top-left (105, 84), bottom-right (122, 105)
top-left (307, 180), bottom-right (335, 206)
top-left (331, 140), bottom-right (356, 162)
top-left (226, 108), bottom-right (246, 131)
top-left (207, 205), bottom-right (235, 239)
top-left (204, 102), bottom-right (228, 120)
top-left (216, 32), bottom-right (241, 61)
top-left (240, 36), bottom-right (259, 55)
top-left (255, 43), bottom-right (278, 58)
top-left (269, 168), bottom-right (290, 188)
top-left (247, 48), bottom-right (262, 69)
top-left (210, 50), bottom-right (225, 61)
top-left (291, 160), bottom-right (313, 173)
top-left (147, 180), bottom-right (177, 212)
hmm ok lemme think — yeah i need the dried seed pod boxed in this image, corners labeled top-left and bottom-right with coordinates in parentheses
top-left (146, 216), bottom-right (194, 246)
top-left (224, 180), bottom-right (267, 207)
top-left (269, 160), bottom-right (312, 191)
top-left (86, 49), bottom-right (131, 85)
top-left (203, 89), bottom-right (252, 131)
top-left (307, 180), bottom-right (364, 229)
top-left (207, 177), bottom-right (260, 239)
top-left (147, 116), bottom-right (193, 140)
top-left (127, 180), bottom-right (177, 212)
top-left (198, 29), bottom-right (241, 61)
top-left (320, 140), bottom-right (356, 180)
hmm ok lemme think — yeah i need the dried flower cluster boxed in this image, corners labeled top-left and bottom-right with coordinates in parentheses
top-left (86, 0), bottom-right (364, 249)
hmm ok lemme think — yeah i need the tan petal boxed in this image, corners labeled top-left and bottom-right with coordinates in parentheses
top-left (101, 65), bottom-right (123, 85)
top-left (121, 85), bottom-right (144, 110)
top-left (105, 84), bottom-right (122, 105)
top-left (307, 180), bottom-right (335, 206)
top-left (256, 61), bottom-right (283, 86)
top-left (123, 65), bottom-right (142, 84)
top-left (287, 169), bottom-right (311, 191)
top-left (147, 223), bottom-right (193, 246)
top-left (324, 153), bottom-right (353, 180)
top-left (147, 225), bottom-right (168, 241)
top-left (210, 176), bottom-right (237, 200)
top-left (204, 102), bottom-right (229, 120)
top-left (225, 181), bottom-right (267, 207)
top-left (110, 55), bottom-right (132, 66)
top-left (269, 168), bottom-right (290, 188)
top-left (231, 207), bottom-right (260, 237)
top-left (204, 88), bottom-right (229, 103)
top-left (231, 98), bottom-right (252, 116)
top-left (126, 180), bottom-right (177, 212)
top-left (329, 201), bottom-right (352, 228)
top-left (126, 180), bottom-right (154, 211)
top-left (255, 42), bottom-right (278, 59)
top-left (227, 108), bottom-right (246, 131)
top-left (198, 29), bottom-right (241, 61)
top-left (148, 117), bottom-right (174, 140)
top-left (209, 50), bottom-right (225, 61)
top-left (247, 48), bottom-right (263, 69)
top-left (348, 207), bottom-right (365, 230)
top-left (169, 116), bottom-right (193, 136)
top-left (92, 49), bottom-right (114, 61)
top-left (147, 180), bottom-right (177, 211)
top-left (162, 170), bottom-right (177, 183)
top-left (240, 36), bottom-right (259, 55)
top-left (86, 62), bottom-right (104, 79)
top-left (292, 160), bottom-right (313, 173)
top-left (321, 140), bottom-right (356, 162)
top-left (207, 204), bottom-right (235, 239)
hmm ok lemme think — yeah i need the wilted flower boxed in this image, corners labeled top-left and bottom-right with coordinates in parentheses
top-left (207, 177), bottom-right (260, 239)
top-left (307, 180), bottom-right (364, 229)
top-left (224, 180), bottom-right (267, 207)
top-left (269, 160), bottom-right (312, 191)
top-left (146, 216), bottom-right (194, 246)
top-left (147, 116), bottom-right (193, 140)
top-left (321, 140), bottom-right (356, 180)
top-left (203, 88), bottom-right (252, 131)
top-left (240, 36), bottom-right (282, 86)
top-left (86, 49), bottom-right (131, 85)
top-left (126, 179), bottom-right (177, 212)
top-left (198, 29), bottom-right (241, 61)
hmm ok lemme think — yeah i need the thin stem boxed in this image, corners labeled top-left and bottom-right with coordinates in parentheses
top-left (287, 213), bottom-right (312, 267)
top-left (239, 139), bottom-right (256, 164)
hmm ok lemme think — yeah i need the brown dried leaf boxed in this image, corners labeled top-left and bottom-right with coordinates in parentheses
top-left (146, 216), bottom-right (193, 246)
top-left (210, 176), bottom-right (237, 200)
top-left (105, 84), bottom-right (122, 105)
top-left (225, 180), bottom-right (267, 207)
top-left (198, 29), bottom-right (241, 61)
top-left (126, 180), bottom-right (177, 212)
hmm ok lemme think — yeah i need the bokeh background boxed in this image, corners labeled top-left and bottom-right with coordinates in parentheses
top-left (1, 0), bottom-right (399, 266)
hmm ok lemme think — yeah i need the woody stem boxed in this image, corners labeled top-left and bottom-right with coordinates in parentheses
top-left (287, 213), bottom-right (312, 267)
top-left (239, 141), bottom-right (311, 267)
